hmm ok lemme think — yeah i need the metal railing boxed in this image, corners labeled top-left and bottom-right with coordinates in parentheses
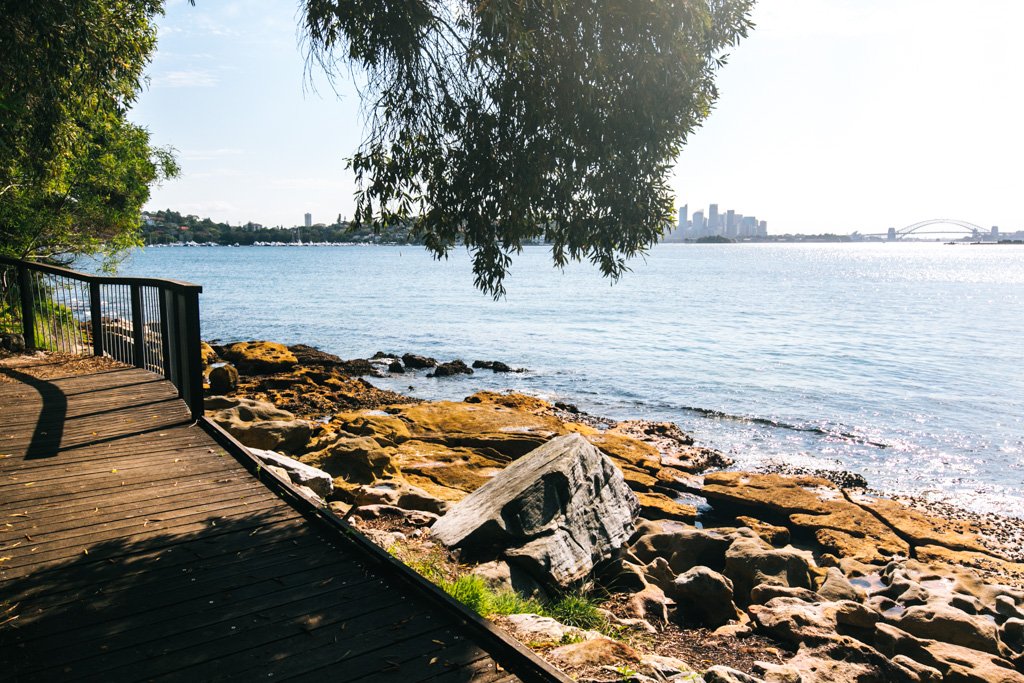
top-left (0, 255), bottom-right (204, 419)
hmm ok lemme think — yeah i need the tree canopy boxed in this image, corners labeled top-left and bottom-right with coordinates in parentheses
top-left (303, 0), bottom-right (753, 296)
top-left (0, 0), bottom-right (177, 264)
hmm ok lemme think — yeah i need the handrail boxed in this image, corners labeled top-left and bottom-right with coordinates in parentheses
top-left (0, 255), bottom-right (202, 293)
top-left (0, 255), bottom-right (205, 419)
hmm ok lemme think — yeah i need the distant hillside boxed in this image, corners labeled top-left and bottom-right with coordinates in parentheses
top-left (141, 210), bottom-right (421, 245)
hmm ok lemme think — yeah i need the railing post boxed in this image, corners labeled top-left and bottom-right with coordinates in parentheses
top-left (181, 289), bottom-right (203, 420)
top-left (17, 264), bottom-right (36, 351)
top-left (158, 287), bottom-right (172, 379)
top-left (130, 284), bottom-right (145, 368)
top-left (90, 282), bottom-right (103, 357)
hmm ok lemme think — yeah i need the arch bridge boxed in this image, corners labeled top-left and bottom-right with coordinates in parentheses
top-left (893, 219), bottom-right (988, 239)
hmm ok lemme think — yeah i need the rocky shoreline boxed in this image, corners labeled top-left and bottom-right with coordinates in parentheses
top-left (203, 340), bottom-right (1024, 682)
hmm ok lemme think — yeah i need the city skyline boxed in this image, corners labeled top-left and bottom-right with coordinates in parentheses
top-left (132, 1), bottom-right (1024, 234)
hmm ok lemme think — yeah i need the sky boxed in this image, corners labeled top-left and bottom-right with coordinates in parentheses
top-left (133, 0), bottom-right (1024, 235)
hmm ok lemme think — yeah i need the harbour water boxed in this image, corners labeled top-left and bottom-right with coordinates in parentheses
top-left (108, 243), bottom-right (1024, 517)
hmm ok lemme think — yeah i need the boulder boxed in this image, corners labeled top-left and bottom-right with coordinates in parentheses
top-left (207, 397), bottom-right (314, 453)
top-left (351, 480), bottom-right (448, 514)
top-left (891, 603), bottom-right (1002, 655)
top-left (503, 614), bottom-right (598, 644)
top-left (875, 623), bottom-right (1024, 683)
top-left (472, 360), bottom-right (516, 372)
top-left (248, 448), bottom-right (333, 499)
top-left (221, 340), bottom-right (297, 374)
top-left (200, 341), bottom-right (218, 365)
top-left (818, 567), bottom-right (865, 602)
top-left (299, 436), bottom-right (394, 484)
top-left (431, 434), bottom-right (640, 587)
top-left (0, 332), bottom-right (26, 353)
top-left (626, 583), bottom-right (672, 626)
top-left (388, 360), bottom-right (404, 373)
top-left (428, 359), bottom-right (474, 377)
top-left (736, 516), bottom-right (791, 547)
top-left (750, 597), bottom-right (879, 646)
top-left (208, 364), bottom-right (238, 394)
top-left (402, 353), bottom-right (437, 369)
top-left (723, 534), bottom-right (817, 605)
top-left (755, 637), bottom-right (919, 683)
top-left (629, 526), bottom-right (739, 574)
top-left (1001, 618), bottom-right (1024, 653)
top-left (670, 566), bottom-right (742, 627)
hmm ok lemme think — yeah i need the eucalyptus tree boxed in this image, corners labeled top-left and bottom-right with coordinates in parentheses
top-left (303, 0), bottom-right (754, 296)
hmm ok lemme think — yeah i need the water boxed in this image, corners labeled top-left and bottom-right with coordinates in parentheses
top-left (107, 243), bottom-right (1024, 517)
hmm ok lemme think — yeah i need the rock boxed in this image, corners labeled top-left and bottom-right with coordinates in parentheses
top-left (1001, 618), bottom-right (1024, 652)
top-left (351, 480), bottom-right (448, 514)
top-left (818, 567), bottom-right (865, 602)
top-left (248, 448), bottom-right (333, 499)
top-left (750, 597), bottom-right (880, 645)
top-left (723, 534), bottom-right (817, 605)
top-left (472, 360), bottom-right (515, 372)
top-left (626, 583), bottom-right (672, 626)
top-left (756, 637), bottom-right (918, 683)
top-left (430, 434), bottom-right (640, 587)
top-left (428, 359), bottom-right (473, 377)
top-left (636, 653), bottom-right (696, 679)
top-left (875, 622), bottom-right (1024, 683)
top-left (635, 491), bottom-right (698, 523)
top-left (629, 526), bottom-right (739, 574)
top-left (200, 341), bottom-right (218, 365)
top-left (698, 472), bottom-right (909, 564)
top-left (221, 340), bottom-right (298, 374)
top-left (471, 561), bottom-right (548, 600)
top-left (892, 603), bottom-right (1002, 655)
top-left (703, 665), bottom-right (766, 683)
top-left (670, 566), bottom-right (742, 627)
top-left (890, 656), bottom-right (944, 682)
top-left (287, 344), bottom-right (344, 366)
top-left (549, 637), bottom-right (640, 669)
top-left (207, 397), bottom-right (314, 453)
top-left (299, 436), bottom-right (394, 484)
top-left (388, 360), bottom-right (404, 373)
top-left (997, 596), bottom-right (1024, 621)
top-left (402, 353), bottom-right (437, 369)
top-left (0, 333), bottom-right (26, 353)
top-left (736, 516), bottom-right (791, 547)
top-left (750, 584), bottom-right (819, 604)
top-left (208, 363), bottom-right (239, 394)
top-left (205, 395), bottom-right (295, 420)
top-left (503, 614), bottom-right (597, 644)
top-left (601, 558), bottom-right (649, 593)
top-left (392, 400), bottom-right (563, 459)
top-left (609, 420), bottom-right (734, 473)
top-left (350, 504), bottom-right (439, 527)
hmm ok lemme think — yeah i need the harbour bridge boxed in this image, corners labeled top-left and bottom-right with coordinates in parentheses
top-left (863, 219), bottom-right (994, 240)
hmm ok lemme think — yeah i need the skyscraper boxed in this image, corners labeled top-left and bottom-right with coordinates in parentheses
top-left (304, 212), bottom-right (312, 228)
top-left (708, 204), bottom-right (720, 234)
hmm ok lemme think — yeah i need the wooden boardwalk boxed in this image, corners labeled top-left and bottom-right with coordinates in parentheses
top-left (0, 357), bottom-right (554, 682)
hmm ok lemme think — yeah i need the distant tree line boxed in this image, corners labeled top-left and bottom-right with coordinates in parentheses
top-left (141, 210), bottom-right (422, 246)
